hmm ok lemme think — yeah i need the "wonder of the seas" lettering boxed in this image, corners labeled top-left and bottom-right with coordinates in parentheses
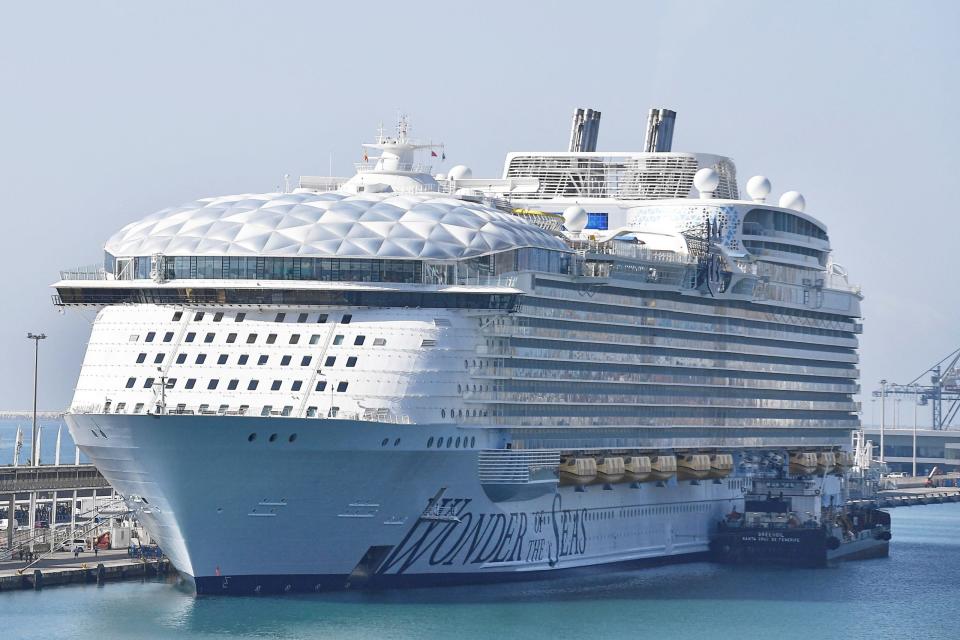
top-left (378, 494), bottom-right (588, 575)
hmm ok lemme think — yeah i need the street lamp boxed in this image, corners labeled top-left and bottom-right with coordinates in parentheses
top-left (879, 379), bottom-right (887, 464)
top-left (27, 332), bottom-right (46, 466)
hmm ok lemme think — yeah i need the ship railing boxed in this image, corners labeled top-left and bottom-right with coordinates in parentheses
top-left (59, 264), bottom-right (110, 281)
top-left (584, 241), bottom-right (697, 265)
top-left (354, 161), bottom-right (433, 174)
top-left (452, 274), bottom-right (518, 288)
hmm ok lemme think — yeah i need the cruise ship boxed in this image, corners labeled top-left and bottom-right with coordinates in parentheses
top-left (54, 108), bottom-right (863, 594)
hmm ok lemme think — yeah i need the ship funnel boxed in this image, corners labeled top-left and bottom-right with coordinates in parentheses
top-left (643, 108), bottom-right (676, 152)
top-left (568, 107), bottom-right (602, 152)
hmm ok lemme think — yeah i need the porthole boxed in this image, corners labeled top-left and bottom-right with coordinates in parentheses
top-left (436, 438), bottom-right (443, 449)
top-left (247, 433), bottom-right (256, 442)
top-left (394, 438), bottom-right (400, 447)
top-left (446, 437), bottom-right (453, 448)
top-left (455, 437), bottom-right (461, 448)
top-left (268, 433), bottom-right (278, 443)
top-left (288, 434), bottom-right (297, 443)
top-left (427, 437), bottom-right (434, 448)
top-left (381, 438), bottom-right (389, 447)
top-left (470, 437), bottom-right (476, 447)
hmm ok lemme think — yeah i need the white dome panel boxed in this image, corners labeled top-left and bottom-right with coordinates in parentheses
top-left (105, 191), bottom-right (569, 261)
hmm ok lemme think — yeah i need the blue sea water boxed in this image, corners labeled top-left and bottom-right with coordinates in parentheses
top-left (0, 503), bottom-right (957, 639)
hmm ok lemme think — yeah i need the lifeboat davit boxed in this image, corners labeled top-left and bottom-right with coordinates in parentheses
top-left (649, 455), bottom-right (677, 481)
top-left (677, 454), bottom-right (712, 480)
top-left (624, 456), bottom-right (652, 482)
top-left (594, 457), bottom-right (626, 484)
top-left (559, 457), bottom-right (597, 485)
top-left (789, 451), bottom-right (819, 476)
top-left (817, 451), bottom-right (837, 474)
top-left (708, 453), bottom-right (734, 479)
top-left (834, 451), bottom-right (854, 473)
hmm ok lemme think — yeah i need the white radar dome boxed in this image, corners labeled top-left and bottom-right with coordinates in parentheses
top-left (746, 175), bottom-right (772, 203)
top-left (562, 206), bottom-right (588, 233)
top-left (778, 190), bottom-right (806, 212)
top-left (447, 165), bottom-right (473, 180)
top-left (693, 167), bottom-right (720, 197)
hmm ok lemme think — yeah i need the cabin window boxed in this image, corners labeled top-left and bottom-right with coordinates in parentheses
top-left (354, 335), bottom-right (365, 346)
top-left (235, 312), bottom-right (246, 322)
top-left (346, 357), bottom-right (357, 368)
top-left (125, 377), bottom-right (136, 388)
top-left (196, 354), bottom-right (206, 364)
top-left (163, 332), bottom-right (174, 342)
top-left (373, 338), bottom-right (386, 346)
top-left (172, 311), bottom-right (183, 321)
top-left (228, 379), bottom-right (239, 390)
top-left (194, 312), bottom-right (204, 321)
top-left (275, 313), bottom-right (286, 323)
top-left (145, 332), bottom-right (156, 343)
top-left (258, 355), bottom-right (268, 365)
top-left (226, 333), bottom-right (237, 343)
top-left (336, 382), bottom-right (348, 392)
top-left (291, 381), bottom-right (303, 391)
top-left (315, 381), bottom-right (327, 392)
top-left (143, 377), bottom-right (154, 389)
top-left (238, 354), bottom-right (249, 365)
top-left (204, 332), bottom-right (215, 343)
top-left (333, 335), bottom-right (344, 345)
top-left (325, 356), bottom-right (336, 367)
top-left (247, 333), bottom-right (258, 344)
top-left (317, 314), bottom-right (328, 324)
top-left (136, 353), bottom-right (146, 364)
top-left (289, 334), bottom-right (300, 345)
top-left (185, 332), bottom-right (196, 343)
top-left (185, 379), bottom-right (196, 389)
top-left (208, 379), bottom-right (219, 390)
top-left (297, 313), bottom-right (308, 323)
top-left (271, 380), bottom-right (282, 391)
top-left (154, 354), bottom-right (164, 364)
top-left (266, 334), bottom-right (277, 344)
top-left (341, 314), bottom-right (352, 324)
top-left (176, 354), bottom-right (187, 364)
top-left (248, 380), bottom-right (259, 390)
top-left (301, 356), bottom-right (312, 366)
top-left (217, 354), bottom-right (228, 365)
top-left (309, 334), bottom-right (321, 345)
top-left (280, 355), bottom-right (292, 366)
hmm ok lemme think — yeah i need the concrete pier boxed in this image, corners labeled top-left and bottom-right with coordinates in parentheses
top-left (0, 548), bottom-right (169, 591)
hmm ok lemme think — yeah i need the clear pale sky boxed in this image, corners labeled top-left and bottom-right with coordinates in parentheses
top-left (1, 1), bottom-right (957, 427)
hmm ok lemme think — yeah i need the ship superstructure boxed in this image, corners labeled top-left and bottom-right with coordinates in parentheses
top-left (54, 108), bottom-right (862, 594)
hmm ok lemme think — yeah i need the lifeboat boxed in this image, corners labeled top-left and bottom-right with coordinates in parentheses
top-left (834, 451), bottom-right (854, 473)
top-left (594, 457), bottom-right (626, 484)
top-left (708, 453), bottom-right (734, 479)
top-left (677, 454), bottom-right (711, 481)
top-left (789, 451), bottom-right (819, 476)
top-left (817, 451), bottom-right (837, 474)
top-left (649, 455), bottom-right (677, 481)
top-left (623, 456), bottom-right (652, 482)
top-left (559, 457), bottom-right (597, 485)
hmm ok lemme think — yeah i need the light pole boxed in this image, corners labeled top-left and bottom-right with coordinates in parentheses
top-left (27, 332), bottom-right (46, 466)
top-left (913, 386), bottom-right (919, 477)
top-left (879, 379), bottom-right (887, 464)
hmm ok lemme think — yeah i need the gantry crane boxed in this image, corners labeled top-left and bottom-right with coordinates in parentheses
top-left (872, 347), bottom-right (960, 430)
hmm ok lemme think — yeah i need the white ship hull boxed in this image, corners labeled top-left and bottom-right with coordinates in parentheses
top-left (67, 414), bottom-right (742, 593)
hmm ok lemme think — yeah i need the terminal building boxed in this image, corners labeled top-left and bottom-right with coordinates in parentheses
top-left (862, 427), bottom-right (960, 475)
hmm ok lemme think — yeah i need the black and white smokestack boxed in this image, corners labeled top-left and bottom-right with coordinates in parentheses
top-left (643, 108), bottom-right (677, 152)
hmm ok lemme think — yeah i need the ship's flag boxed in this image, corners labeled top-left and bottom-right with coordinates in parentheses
top-left (431, 150), bottom-right (438, 157)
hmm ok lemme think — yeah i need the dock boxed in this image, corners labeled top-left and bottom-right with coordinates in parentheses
top-left (0, 548), bottom-right (170, 591)
top-left (848, 486), bottom-right (960, 509)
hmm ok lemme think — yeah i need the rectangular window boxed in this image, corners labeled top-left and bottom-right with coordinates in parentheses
top-left (134, 402), bottom-right (144, 414)
top-left (306, 406), bottom-right (318, 417)
top-left (280, 355), bottom-right (291, 366)
top-left (336, 381), bottom-right (348, 392)
top-left (289, 334), bottom-right (300, 345)
top-left (196, 354), bottom-right (206, 364)
top-left (257, 355), bottom-right (268, 365)
top-left (185, 332), bottom-right (196, 343)
top-left (309, 334), bottom-right (321, 345)
top-left (166, 378), bottom-right (177, 388)
top-left (341, 314), bottom-right (352, 324)
top-left (217, 354), bottom-right (228, 365)
top-left (238, 354), bottom-right (249, 365)
top-left (373, 338), bottom-right (386, 346)
top-left (235, 312), bottom-right (246, 323)
top-left (328, 406), bottom-right (339, 418)
top-left (226, 333), bottom-right (237, 343)
top-left (291, 380), bottom-right (303, 391)
top-left (346, 356), bottom-right (357, 367)
top-left (172, 311), bottom-right (183, 321)
top-left (208, 379), bottom-right (219, 390)
top-left (145, 331), bottom-right (156, 342)
top-left (116, 402), bottom-right (126, 412)
top-left (228, 379), bottom-right (239, 390)
top-left (317, 313), bottom-right (328, 324)
top-left (271, 380), bottom-right (282, 391)
top-left (260, 406), bottom-right (272, 417)
top-left (185, 378), bottom-right (196, 389)
top-left (194, 312), bottom-right (204, 321)
top-left (275, 312), bottom-right (286, 323)
top-left (354, 335), bottom-right (365, 346)
top-left (281, 406), bottom-right (293, 416)
top-left (154, 353), bottom-right (164, 364)
top-left (297, 313), bottom-right (308, 323)
top-left (125, 377), bottom-right (136, 388)
top-left (129, 334), bottom-right (139, 342)
top-left (324, 356), bottom-right (336, 367)
top-left (213, 312), bottom-right (224, 322)
top-left (136, 353), bottom-right (146, 363)
top-left (315, 380), bottom-right (327, 391)
top-left (300, 356), bottom-right (312, 366)
top-left (176, 353), bottom-right (187, 364)
top-left (248, 380), bottom-right (259, 390)
top-left (266, 334), bottom-right (277, 344)
top-left (163, 331), bottom-right (174, 342)
top-left (333, 335), bottom-right (344, 345)
top-left (246, 333), bottom-right (258, 344)
top-left (143, 377), bottom-right (155, 389)
top-left (204, 332), bottom-right (215, 343)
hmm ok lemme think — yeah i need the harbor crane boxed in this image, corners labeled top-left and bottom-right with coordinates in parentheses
top-left (872, 347), bottom-right (960, 430)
